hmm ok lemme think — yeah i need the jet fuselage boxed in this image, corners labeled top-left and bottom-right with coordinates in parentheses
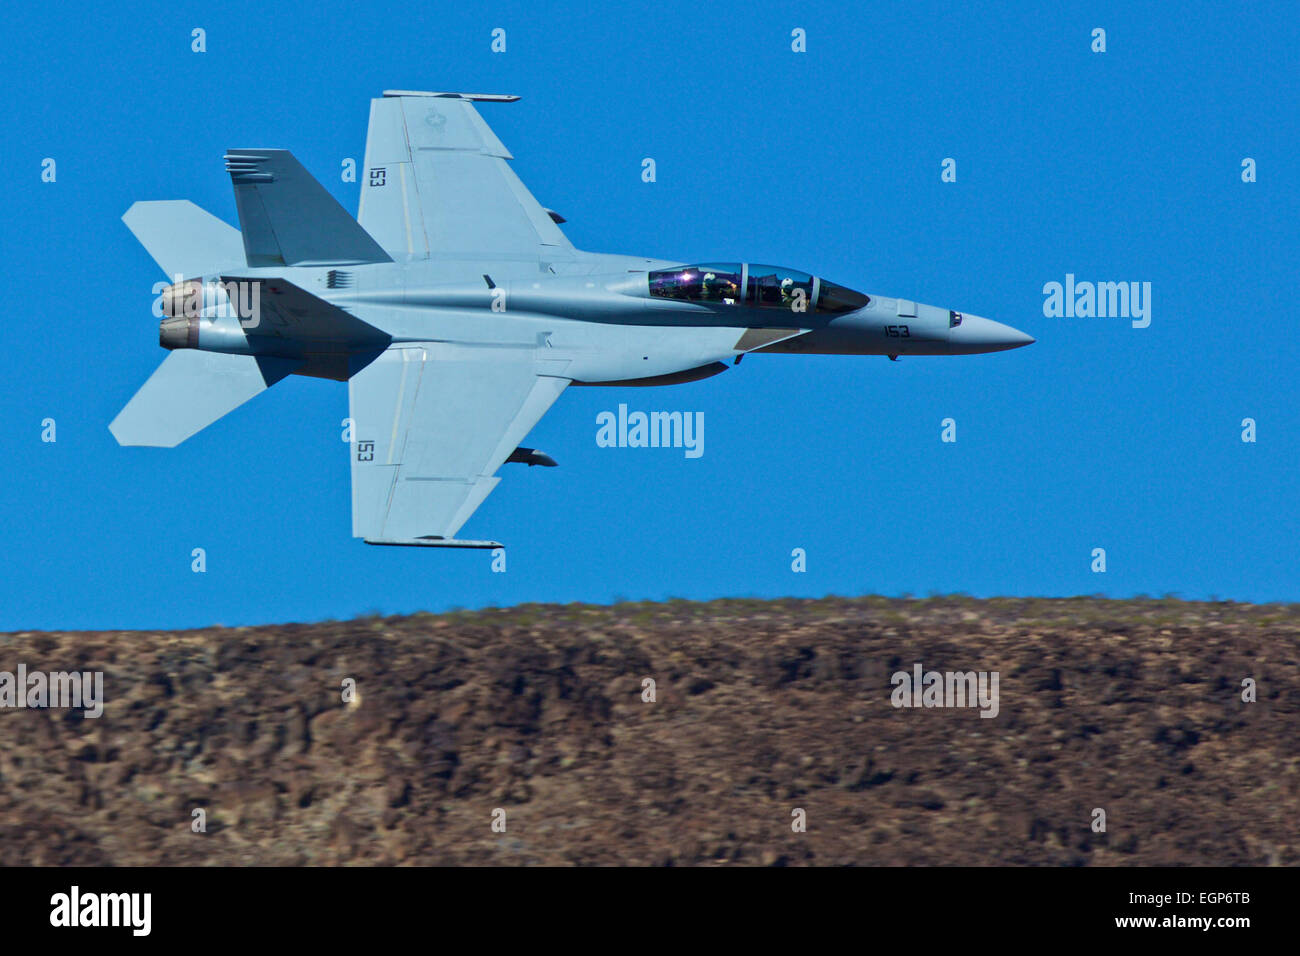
top-left (170, 252), bottom-right (1034, 387)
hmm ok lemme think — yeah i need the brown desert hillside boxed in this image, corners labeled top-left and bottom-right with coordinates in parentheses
top-left (1, 596), bottom-right (1296, 865)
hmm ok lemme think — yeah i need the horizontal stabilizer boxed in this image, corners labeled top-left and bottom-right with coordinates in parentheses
top-left (225, 149), bottom-right (393, 266)
top-left (109, 351), bottom-right (300, 447)
top-left (122, 200), bottom-right (245, 279)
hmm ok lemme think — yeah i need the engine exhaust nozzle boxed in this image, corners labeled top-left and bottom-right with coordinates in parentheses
top-left (159, 316), bottom-right (198, 350)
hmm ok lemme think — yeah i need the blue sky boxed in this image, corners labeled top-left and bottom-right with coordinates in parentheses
top-left (2, 1), bottom-right (1297, 629)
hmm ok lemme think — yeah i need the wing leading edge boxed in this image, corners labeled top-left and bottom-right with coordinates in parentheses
top-left (349, 344), bottom-right (570, 546)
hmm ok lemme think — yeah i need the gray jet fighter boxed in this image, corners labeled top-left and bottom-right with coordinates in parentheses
top-left (112, 90), bottom-right (1034, 548)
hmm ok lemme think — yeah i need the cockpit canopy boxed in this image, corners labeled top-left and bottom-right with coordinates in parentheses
top-left (647, 263), bottom-right (869, 313)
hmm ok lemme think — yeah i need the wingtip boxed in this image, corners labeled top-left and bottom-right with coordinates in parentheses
top-left (381, 90), bottom-right (520, 102)
top-left (364, 537), bottom-right (505, 549)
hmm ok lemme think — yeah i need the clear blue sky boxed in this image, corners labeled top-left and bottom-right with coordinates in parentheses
top-left (2, 1), bottom-right (1296, 630)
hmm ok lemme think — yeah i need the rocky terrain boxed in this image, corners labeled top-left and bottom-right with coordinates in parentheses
top-left (1, 596), bottom-right (1296, 865)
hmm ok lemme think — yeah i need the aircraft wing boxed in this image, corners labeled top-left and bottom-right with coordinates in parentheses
top-left (358, 91), bottom-right (573, 259)
top-left (349, 344), bottom-right (570, 547)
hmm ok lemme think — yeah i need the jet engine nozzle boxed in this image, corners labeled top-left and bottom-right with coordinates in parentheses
top-left (160, 279), bottom-right (203, 319)
top-left (159, 316), bottom-right (198, 350)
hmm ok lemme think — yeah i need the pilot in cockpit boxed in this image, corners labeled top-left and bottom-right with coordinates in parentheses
top-left (779, 277), bottom-right (794, 306)
top-left (702, 272), bottom-right (739, 304)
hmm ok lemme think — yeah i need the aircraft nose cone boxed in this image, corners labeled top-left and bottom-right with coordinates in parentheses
top-left (948, 315), bottom-right (1035, 354)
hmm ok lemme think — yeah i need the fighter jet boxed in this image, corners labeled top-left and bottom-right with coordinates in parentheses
top-left (111, 90), bottom-right (1034, 548)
